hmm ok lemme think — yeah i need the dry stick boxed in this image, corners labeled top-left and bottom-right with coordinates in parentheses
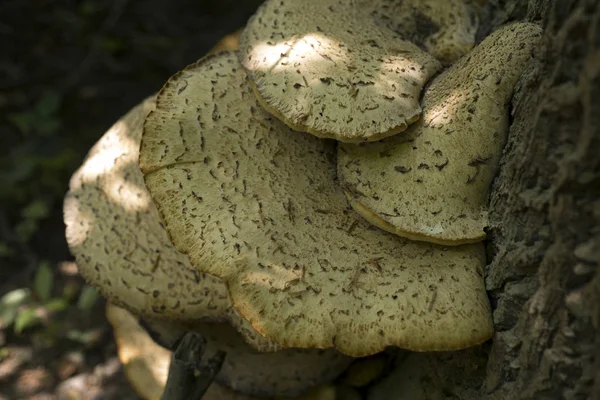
top-left (189, 352), bottom-right (227, 399)
top-left (160, 332), bottom-right (226, 400)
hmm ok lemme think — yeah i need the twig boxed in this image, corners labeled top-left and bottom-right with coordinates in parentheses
top-left (189, 351), bottom-right (226, 399)
top-left (160, 332), bottom-right (225, 400)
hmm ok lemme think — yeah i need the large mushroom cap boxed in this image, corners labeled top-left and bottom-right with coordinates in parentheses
top-left (238, 0), bottom-right (441, 143)
top-left (338, 22), bottom-right (543, 245)
top-left (140, 51), bottom-right (493, 357)
top-left (365, 0), bottom-right (479, 64)
top-left (63, 96), bottom-right (279, 352)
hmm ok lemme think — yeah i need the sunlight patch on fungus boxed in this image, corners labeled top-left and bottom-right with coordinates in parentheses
top-left (251, 33), bottom-right (343, 73)
top-left (107, 305), bottom-right (171, 396)
top-left (120, 330), bottom-right (171, 384)
top-left (238, 266), bottom-right (302, 291)
top-left (74, 121), bottom-right (139, 185)
top-left (104, 174), bottom-right (151, 212)
top-left (289, 34), bottom-right (342, 64)
top-left (63, 196), bottom-right (95, 247)
top-left (423, 87), bottom-right (472, 127)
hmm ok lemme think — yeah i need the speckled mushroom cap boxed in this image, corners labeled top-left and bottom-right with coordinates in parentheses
top-left (364, 0), bottom-right (479, 64)
top-left (338, 22), bottom-right (543, 246)
top-left (63, 96), bottom-right (279, 352)
top-left (106, 304), bottom-right (261, 400)
top-left (238, 0), bottom-right (441, 142)
top-left (141, 318), bottom-right (353, 398)
top-left (140, 51), bottom-right (493, 357)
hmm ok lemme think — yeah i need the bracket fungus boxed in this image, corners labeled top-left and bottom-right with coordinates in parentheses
top-left (63, 95), bottom-right (352, 397)
top-left (238, 0), bottom-right (441, 142)
top-left (140, 51), bottom-right (493, 357)
top-left (338, 22), bottom-right (543, 246)
top-left (61, 7), bottom-right (543, 398)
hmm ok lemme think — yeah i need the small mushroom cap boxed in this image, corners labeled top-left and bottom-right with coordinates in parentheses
top-left (106, 304), bottom-right (261, 400)
top-left (140, 317), bottom-right (353, 398)
top-left (366, 0), bottom-right (479, 64)
top-left (338, 22), bottom-right (543, 245)
top-left (238, 0), bottom-right (441, 142)
top-left (63, 96), bottom-right (279, 352)
top-left (140, 51), bottom-right (493, 357)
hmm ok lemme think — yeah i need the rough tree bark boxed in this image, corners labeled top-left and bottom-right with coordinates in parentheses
top-left (483, 0), bottom-right (599, 398)
top-left (371, 1), bottom-right (598, 399)
top-left (160, 333), bottom-right (225, 400)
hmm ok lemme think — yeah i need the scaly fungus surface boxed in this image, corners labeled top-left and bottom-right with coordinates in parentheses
top-left (338, 23), bottom-right (543, 245)
top-left (140, 51), bottom-right (493, 357)
top-left (239, 0), bottom-right (441, 142)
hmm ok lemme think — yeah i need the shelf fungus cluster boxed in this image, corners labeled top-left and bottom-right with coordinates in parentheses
top-left (64, 0), bottom-right (543, 397)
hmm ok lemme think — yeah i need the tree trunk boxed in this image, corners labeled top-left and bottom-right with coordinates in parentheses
top-left (370, 1), bottom-right (598, 399)
top-left (483, 0), bottom-right (599, 398)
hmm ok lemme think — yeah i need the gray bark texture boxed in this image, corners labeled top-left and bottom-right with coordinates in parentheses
top-left (484, 0), bottom-right (599, 398)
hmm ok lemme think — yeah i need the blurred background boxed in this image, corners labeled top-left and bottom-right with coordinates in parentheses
top-left (0, 1), bottom-right (262, 398)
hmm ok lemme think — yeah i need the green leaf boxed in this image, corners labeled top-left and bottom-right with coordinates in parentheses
top-left (66, 329), bottom-right (102, 345)
top-left (79, 1), bottom-right (103, 17)
top-left (33, 262), bottom-right (54, 302)
top-left (0, 288), bottom-right (31, 305)
top-left (21, 200), bottom-right (49, 220)
top-left (43, 298), bottom-right (69, 313)
top-left (62, 280), bottom-right (81, 301)
top-left (0, 242), bottom-right (13, 258)
top-left (66, 329), bottom-right (85, 343)
top-left (16, 200), bottom-right (50, 242)
top-left (35, 91), bottom-right (61, 117)
top-left (0, 289), bottom-right (31, 328)
top-left (36, 117), bottom-right (61, 136)
top-left (7, 112), bottom-right (34, 135)
top-left (0, 348), bottom-right (9, 362)
top-left (101, 37), bottom-right (125, 53)
top-left (15, 219), bottom-right (38, 243)
top-left (0, 161), bottom-right (35, 187)
top-left (14, 308), bottom-right (42, 334)
top-left (77, 286), bottom-right (99, 311)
